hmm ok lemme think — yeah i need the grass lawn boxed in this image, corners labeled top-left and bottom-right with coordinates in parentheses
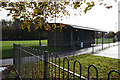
top-left (1, 40), bottom-right (47, 59)
top-left (95, 38), bottom-right (114, 44)
top-left (31, 46), bottom-right (60, 53)
top-left (59, 54), bottom-right (120, 79)
top-left (1, 38), bottom-right (116, 59)
top-left (4, 40), bottom-right (119, 79)
top-left (19, 54), bottom-right (120, 79)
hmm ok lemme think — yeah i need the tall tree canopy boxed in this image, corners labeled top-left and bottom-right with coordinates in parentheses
top-left (0, 0), bottom-right (114, 32)
top-left (105, 31), bottom-right (116, 38)
top-left (116, 31), bottom-right (120, 40)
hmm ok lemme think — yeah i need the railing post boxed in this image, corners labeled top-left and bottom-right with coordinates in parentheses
top-left (44, 51), bottom-right (48, 80)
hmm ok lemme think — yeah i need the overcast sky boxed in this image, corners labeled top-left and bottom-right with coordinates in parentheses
top-left (0, 0), bottom-right (120, 32)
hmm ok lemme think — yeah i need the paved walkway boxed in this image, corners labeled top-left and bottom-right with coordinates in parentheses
top-left (0, 59), bottom-right (13, 79)
top-left (0, 58), bottom-right (13, 76)
top-left (0, 58), bottom-right (13, 67)
top-left (59, 42), bottom-right (119, 58)
top-left (93, 44), bottom-right (119, 59)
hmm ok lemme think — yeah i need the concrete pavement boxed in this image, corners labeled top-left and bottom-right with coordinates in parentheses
top-left (93, 44), bottom-right (120, 59)
top-left (0, 58), bottom-right (13, 67)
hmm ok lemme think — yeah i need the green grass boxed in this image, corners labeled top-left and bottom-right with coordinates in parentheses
top-left (1, 40), bottom-right (47, 59)
top-left (59, 54), bottom-right (119, 79)
top-left (1, 38), bottom-right (115, 59)
top-left (19, 54), bottom-right (120, 79)
top-left (95, 38), bottom-right (113, 44)
top-left (31, 46), bottom-right (60, 53)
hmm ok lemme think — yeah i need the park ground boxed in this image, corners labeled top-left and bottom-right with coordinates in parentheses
top-left (1, 38), bottom-right (114, 59)
top-left (1, 40), bottom-right (47, 59)
top-left (0, 39), bottom-right (120, 79)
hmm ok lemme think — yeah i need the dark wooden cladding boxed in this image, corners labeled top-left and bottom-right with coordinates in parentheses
top-left (48, 23), bottom-right (96, 49)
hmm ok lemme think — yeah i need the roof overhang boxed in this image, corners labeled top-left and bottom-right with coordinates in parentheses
top-left (70, 24), bottom-right (107, 33)
top-left (49, 23), bottom-right (107, 33)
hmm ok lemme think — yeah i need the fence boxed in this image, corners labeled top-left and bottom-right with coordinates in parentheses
top-left (16, 38), bottom-right (119, 58)
top-left (47, 38), bottom-right (119, 58)
top-left (13, 44), bottom-right (120, 80)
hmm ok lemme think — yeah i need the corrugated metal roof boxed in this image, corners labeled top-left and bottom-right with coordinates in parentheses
top-left (71, 24), bottom-right (107, 32)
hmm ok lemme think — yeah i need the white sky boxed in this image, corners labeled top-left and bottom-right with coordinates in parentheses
top-left (0, 0), bottom-right (120, 32)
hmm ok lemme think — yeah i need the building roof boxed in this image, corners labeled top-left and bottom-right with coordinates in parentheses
top-left (70, 24), bottom-right (107, 32)
top-left (49, 23), bottom-right (107, 32)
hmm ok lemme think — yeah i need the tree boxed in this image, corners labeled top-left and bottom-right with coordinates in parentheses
top-left (95, 32), bottom-right (102, 38)
top-left (2, 19), bottom-right (46, 40)
top-left (116, 31), bottom-right (120, 41)
top-left (105, 31), bottom-right (116, 38)
top-left (2, 19), bottom-right (13, 40)
top-left (0, 0), bottom-right (114, 32)
top-left (2, 19), bottom-right (7, 28)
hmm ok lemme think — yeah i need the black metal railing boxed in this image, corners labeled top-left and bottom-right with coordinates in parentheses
top-left (13, 44), bottom-right (44, 79)
top-left (13, 44), bottom-right (120, 80)
top-left (16, 38), bottom-right (119, 59)
top-left (47, 38), bottom-right (119, 57)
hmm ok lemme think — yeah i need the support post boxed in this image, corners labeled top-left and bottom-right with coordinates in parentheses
top-left (97, 32), bottom-right (98, 45)
top-left (44, 51), bottom-right (48, 80)
top-left (71, 28), bottom-right (74, 56)
top-left (102, 32), bottom-right (103, 50)
top-left (92, 44), bottom-right (94, 53)
top-left (13, 44), bottom-right (15, 65)
top-left (73, 41), bottom-right (75, 57)
top-left (54, 29), bottom-right (56, 49)
top-left (18, 44), bottom-right (21, 75)
top-left (109, 38), bottom-right (110, 47)
top-left (54, 2), bottom-right (56, 49)
top-left (71, 28), bottom-right (73, 49)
